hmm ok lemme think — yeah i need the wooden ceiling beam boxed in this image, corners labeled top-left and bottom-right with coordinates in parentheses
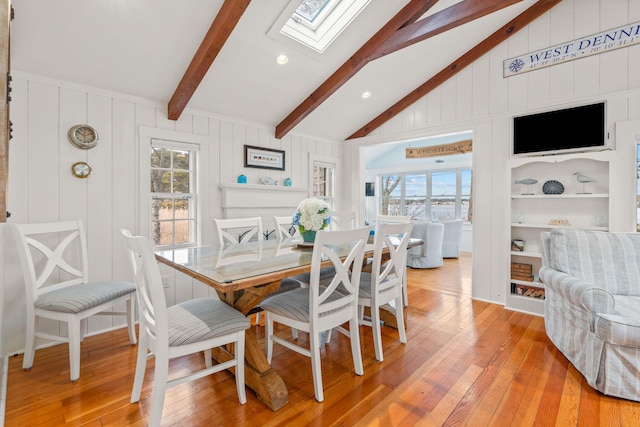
top-left (274, 0), bottom-right (440, 140)
top-left (347, 0), bottom-right (563, 140)
top-left (369, 0), bottom-right (522, 60)
top-left (167, 0), bottom-right (251, 121)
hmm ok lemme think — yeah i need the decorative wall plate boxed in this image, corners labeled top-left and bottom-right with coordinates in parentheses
top-left (542, 180), bottom-right (564, 195)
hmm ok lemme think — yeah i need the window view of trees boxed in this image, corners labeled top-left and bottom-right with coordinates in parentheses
top-left (151, 144), bottom-right (196, 247)
top-left (378, 169), bottom-right (472, 221)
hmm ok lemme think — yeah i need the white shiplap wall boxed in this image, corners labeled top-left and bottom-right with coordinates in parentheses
top-left (0, 72), bottom-right (342, 355)
top-left (348, 0), bottom-right (640, 309)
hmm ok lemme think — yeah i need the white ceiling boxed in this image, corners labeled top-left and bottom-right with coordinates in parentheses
top-left (10, 0), bottom-right (538, 142)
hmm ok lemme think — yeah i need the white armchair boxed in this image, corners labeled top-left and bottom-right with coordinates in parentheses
top-left (439, 219), bottom-right (464, 258)
top-left (406, 221), bottom-right (444, 269)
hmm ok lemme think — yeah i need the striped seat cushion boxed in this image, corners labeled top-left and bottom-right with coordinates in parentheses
top-left (35, 281), bottom-right (136, 313)
top-left (358, 272), bottom-right (396, 299)
top-left (260, 287), bottom-right (348, 322)
top-left (167, 298), bottom-right (249, 347)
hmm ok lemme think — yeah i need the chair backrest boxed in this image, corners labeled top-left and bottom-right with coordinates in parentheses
top-left (273, 216), bottom-right (301, 242)
top-left (369, 222), bottom-right (413, 296)
top-left (214, 217), bottom-right (263, 246)
top-left (120, 229), bottom-right (168, 347)
top-left (377, 214), bottom-right (412, 224)
top-left (375, 214), bottom-right (411, 235)
top-left (10, 219), bottom-right (90, 303)
top-left (308, 227), bottom-right (369, 321)
top-left (330, 211), bottom-right (356, 231)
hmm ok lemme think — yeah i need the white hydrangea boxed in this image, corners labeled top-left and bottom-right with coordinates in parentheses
top-left (293, 198), bottom-right (331, 232)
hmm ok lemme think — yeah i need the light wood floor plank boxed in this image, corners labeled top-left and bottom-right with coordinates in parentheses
top-left (5, 253), bottom-right (640, 426)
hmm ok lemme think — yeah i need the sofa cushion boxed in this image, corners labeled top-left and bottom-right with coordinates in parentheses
top-left (549, 228), bottom-right (640, 296)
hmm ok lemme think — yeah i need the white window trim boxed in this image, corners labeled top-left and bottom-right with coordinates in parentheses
top-left (138, 127), bottom-right (210, 247)
top-left (309, 152), bottom-right (340, 209)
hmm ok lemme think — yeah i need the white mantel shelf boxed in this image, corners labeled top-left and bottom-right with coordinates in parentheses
top-left (218, 183), bottom-right (309, 219)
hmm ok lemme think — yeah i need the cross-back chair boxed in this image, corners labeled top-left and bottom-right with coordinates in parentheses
top-left (330, 211), bottom-right (356, 231)
top-left (261, 226), bottom-right (370, 402)
top-left (10, 219), bottom-right (137, 382)
top-left (214, 217), bottom-right (263, 246)
top-left (358, 221), bottom-right (413, 362)
top-left (120, 229), bottom-right (249, 427)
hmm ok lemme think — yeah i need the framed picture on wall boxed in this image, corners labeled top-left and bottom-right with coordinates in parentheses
top-left (244, 145), bottom-right (285, 170)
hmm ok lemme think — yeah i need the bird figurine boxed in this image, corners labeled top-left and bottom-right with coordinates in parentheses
top-left (515, 178), bottom-right (537, 195)
top-left (574, 172), bottom-right (596, 194)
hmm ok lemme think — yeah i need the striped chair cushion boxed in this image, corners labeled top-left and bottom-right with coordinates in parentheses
top-left (549, 228), bottom-right (640, 296)
top-left (167, 298), bottom-right (249, 347)
top-left (260, 287), bottom-right (348, 322)
top-left (35, 281), bottom-right (136, 313)
top-left (358, 272), bottom-right (397, 299)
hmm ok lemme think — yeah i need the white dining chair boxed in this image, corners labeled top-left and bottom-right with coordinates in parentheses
top-left (358, 222), bottom-right (413, 362)
top-left (330, 211), bottom-right (356, 231)
top-left (376, 214), bottom-right (412, 305)
top-left (273, 215), bottom-right (302, 242)
top-left (261, 226), bottom-right (370, 402)
top-left (120, 229), bottom-right (249, 427)
top-left (214, 217), bottom-right (263, 246)
top-left (9, 219), bottom-right (137, 382)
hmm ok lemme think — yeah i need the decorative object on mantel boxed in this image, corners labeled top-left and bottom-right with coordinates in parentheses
top-left (514, 178), bottom-right (537, 195)
top-left (237, 174), bottom-right (247, 184)
top-left (549, 219), bottom-right (570, 226)
top-left (542, 180), bottom-right (564, 195)
top-left (283, 178), bottom-right (292, 187)
top-left (292, 198), bottom-right (331, 243)
top-left (574, 172), bottom-right (596, 194)
top-left (260, 176), bottom-right (278, 185)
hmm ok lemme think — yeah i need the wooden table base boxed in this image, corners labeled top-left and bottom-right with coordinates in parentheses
top-left (213, 281), bottom-right (290, 411)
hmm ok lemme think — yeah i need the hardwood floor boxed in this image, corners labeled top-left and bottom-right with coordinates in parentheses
top-left (5, 252), bottom-right (640, 426)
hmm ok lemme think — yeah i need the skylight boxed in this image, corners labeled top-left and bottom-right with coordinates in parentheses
top-left (280, 0), bottom-right (371, 53)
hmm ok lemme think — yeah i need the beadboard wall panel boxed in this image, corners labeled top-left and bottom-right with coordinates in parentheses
top-left (1, 74), bottom-right (338, 355)
top-left (349, 0), bottom-right (640, 307)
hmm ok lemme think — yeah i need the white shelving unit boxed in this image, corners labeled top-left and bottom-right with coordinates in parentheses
top-left (508, 151), bottom-right (612, 316)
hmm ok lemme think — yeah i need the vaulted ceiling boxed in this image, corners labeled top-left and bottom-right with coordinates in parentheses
top-left (10, 0), bottom-right (560, 142)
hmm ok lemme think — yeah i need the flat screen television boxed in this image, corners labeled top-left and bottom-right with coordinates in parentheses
top-left (513, 102), bottom-right (607, 156)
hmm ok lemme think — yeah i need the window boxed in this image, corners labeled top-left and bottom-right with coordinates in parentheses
top-left (312, 159), bottom-right (335, 207)
top-left (379, 168), bottom-right (472, 221)
top-left (279, 0), bottom-right (371, 53)
top-left (150, 140), bottom-right (198, 247)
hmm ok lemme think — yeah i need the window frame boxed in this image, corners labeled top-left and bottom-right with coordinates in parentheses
top-left (138, 127), bottom-right (210, 249)
top-left (150, 140), bottom-right (198, 249)
top-left (377, 167), bottom-right (472, 221)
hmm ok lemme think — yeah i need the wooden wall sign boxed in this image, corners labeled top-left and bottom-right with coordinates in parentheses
top-left (504, 21), bottom-right (640, 77)
top-left (406, 139), bottom-right (472, 159)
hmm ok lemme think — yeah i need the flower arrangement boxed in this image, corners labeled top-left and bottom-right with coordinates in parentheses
top-left (292, 198), bottom-right (331, 233)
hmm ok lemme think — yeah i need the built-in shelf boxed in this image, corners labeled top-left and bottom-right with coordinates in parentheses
top-left (511, 250), bottom-right (542, 258)
top-left (507, 152), bottom-right (611, 316)
top-left (511, 193), bottom-right (608, 199)
top-left (511, 223), bottom-right (608, 231)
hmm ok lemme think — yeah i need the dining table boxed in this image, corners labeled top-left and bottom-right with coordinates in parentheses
top-left (154, 235), bottom-right (422, 411)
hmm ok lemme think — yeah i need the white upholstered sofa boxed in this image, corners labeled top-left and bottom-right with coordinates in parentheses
top-left (539, 228), bottom-right (640, 402)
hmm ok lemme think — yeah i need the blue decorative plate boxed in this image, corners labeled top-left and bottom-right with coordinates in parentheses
top-left (542, 180), bottom-right (564, 195)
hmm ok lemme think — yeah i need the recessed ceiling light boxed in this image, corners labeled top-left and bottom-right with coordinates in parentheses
top-left (276, 54), bottom-right (289, 65)
top-left (361, 91), bottom-right (372, 99)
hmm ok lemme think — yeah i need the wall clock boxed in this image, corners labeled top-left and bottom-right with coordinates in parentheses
top-left (71, 161), bottom-right (92, 178)
top-left (67, 124), bottom-right (99, 149)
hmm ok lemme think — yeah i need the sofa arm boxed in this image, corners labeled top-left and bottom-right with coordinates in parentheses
top-left (539, 266), bottom-right (615, 330)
